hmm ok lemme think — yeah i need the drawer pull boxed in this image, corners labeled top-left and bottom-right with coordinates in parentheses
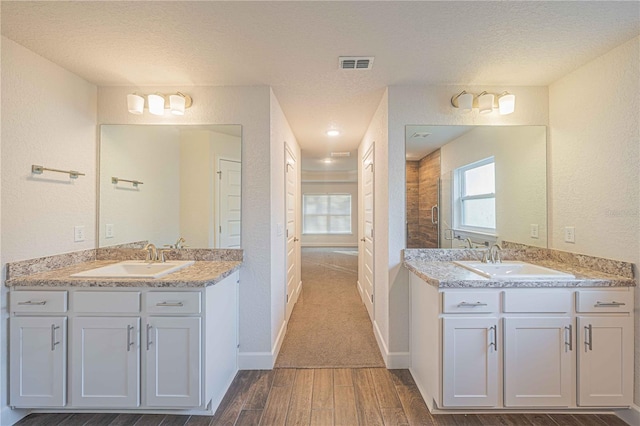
top-left (458, 301), bottom-right (488, 307)
top-left (18, 300), bottom-right (47, 306)
top-left (595, 301), bottom-right (626, 307)
top-left (156, 301), bottom-right (184, 307)
top-left (51, 324), bottom-right (60, 351)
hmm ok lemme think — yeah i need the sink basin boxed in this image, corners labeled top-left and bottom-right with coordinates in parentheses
top-left (71, 260), bottom-right (195, 279)
top-left (453, 260), bottom-right (575, 281)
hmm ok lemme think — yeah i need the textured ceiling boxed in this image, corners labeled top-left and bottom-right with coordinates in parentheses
top-left (2, 1), bottom-right (639, 166)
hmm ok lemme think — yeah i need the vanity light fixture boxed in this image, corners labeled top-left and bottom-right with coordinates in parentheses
top-left (451, 90), bottom-right (516, 115)
top-left (126, 92), bottom-right (193, 116)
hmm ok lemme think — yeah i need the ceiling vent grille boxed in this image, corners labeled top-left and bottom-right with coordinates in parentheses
top-left (339, 56), bottom-right (374, 70)
top-left (331, 151), bottom-right (351, 157)
top-left (410, 132), bottom-right (431, 139)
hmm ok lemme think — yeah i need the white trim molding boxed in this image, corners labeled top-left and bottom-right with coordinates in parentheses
top-left (615, 404), bottom-right (640, 425)
top-left (237, 321), bottom-right (287, 370)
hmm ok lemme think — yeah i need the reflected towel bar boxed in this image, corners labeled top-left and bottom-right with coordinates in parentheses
top-left (32, 164), bottom-right (85, 179)
top-left (112, 177), bottom-right (144, 187)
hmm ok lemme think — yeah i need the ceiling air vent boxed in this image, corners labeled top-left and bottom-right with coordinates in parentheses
top-left (410, 132), bottom-right (431, 139)
top-left (339, 56), bottom-right (374, 70)
top-left (331, 151), bottom-right (351, 157)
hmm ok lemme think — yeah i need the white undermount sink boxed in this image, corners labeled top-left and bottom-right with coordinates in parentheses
top-left (453, 260), bottom-right (575, 281)
top-left (71, 260), bottom-right (195, 279)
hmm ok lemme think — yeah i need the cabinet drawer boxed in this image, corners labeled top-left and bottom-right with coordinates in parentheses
top-left (146, 292), bottom-right (201, 314)
top-left (72, 291), bottom-right (140, 313)
top-left (10, 291), bottom-right (67, 313)
top-left (503, 291), bottom-right (572, 313)
top-left (576, 290), bottom-right (633, 313)
top-left (442, 291), bottom-right (499, 313)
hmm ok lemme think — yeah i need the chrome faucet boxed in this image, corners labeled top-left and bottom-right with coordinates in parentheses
top-left (164, 237), bottom-right (187, 250)
top-left (143, 243), bottom-right (157, 262)
top-left (464, 238), bottom-right (473, 249)
top-left (489, 243), bottom-right (503, 263)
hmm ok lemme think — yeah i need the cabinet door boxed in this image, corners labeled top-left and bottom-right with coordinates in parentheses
top-left (504, 317), bottom-right (573, 407)
top-left (577, 316), bottom-right (633, 407)
top-left (145, 316), bottom-right (201, 407)
top-left (10, 317), bottom-right (66, 407)
top-left (442, 317), bottom-right (499, 407)
top-left (71, 317), bottom-right (140, 407)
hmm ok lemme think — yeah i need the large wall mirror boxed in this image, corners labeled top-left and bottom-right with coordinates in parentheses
top-left (406, 125), bottom-right (547, 249)
top-left (99, 125), bottom-right (242, 249)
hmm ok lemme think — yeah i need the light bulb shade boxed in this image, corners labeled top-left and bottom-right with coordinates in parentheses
top-left (498, 93), bottom-right (516, 115)
top-left (457, 92), bottom-right (473, 113)
top-left (148, 94), bottom-right (165, 116)
top-left (127, 94), bottom-right (144, 115)
top-left (478, 93), bottom-right (494, 114)
top-left (169, 94), bottom-right (186, 115)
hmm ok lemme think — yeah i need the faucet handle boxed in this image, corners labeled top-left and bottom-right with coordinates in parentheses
top-left (158, 249), bottom-right (169, 263)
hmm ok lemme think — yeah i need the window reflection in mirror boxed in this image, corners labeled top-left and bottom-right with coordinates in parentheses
top-left (405, 125), bottom-right (546, 249)
top-left (99, 125), bottom-right (241, 249)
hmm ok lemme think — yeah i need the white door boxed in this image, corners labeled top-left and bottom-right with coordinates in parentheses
top-left (145, 317), bottom-right (201, 407)
top-left (71, 317), bottom-right (140, 407)
top-left (577, 316), bottom-right (633, 407)
top-left (442, 317), bottom-right (499, 407)
top-left (359, 144), bottom-right (374, 320)
top-left (10, 317), bottom-right (66, 407)
top-left (285, 144), bottom-right (299, 321)
top-left (218, 159), bottom-right (242, 248)
top-left (504, 317), bottom-right (573, 407)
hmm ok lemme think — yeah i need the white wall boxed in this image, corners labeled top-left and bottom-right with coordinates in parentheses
top-left (440, 126), bottom-right (547, 248)
top-left (549, 35), bottom-right (640, 406)
top-left (385, 85), bottom-right (549, 356)
top-left (1, 37), bottom-right (98, 425)
top-left (98, 86), bottom-right (275, 358)
top-left (269, 89), bottom-right (301, 356)
top-left (101, 125), bottom-right (181, 247)
top-left (301, 181), bottom-right (358, 247)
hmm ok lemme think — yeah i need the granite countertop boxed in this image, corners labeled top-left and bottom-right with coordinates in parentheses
top-left (404, 259), bottom-right (636, 288)
top-left (5, 260), bottom-right (242, 288)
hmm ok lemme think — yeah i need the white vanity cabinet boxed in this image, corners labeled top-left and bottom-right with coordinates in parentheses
top-left (409, 272), bottom-right (634, 412)
top-left (9, 270), bottom-right (240, 415)
top-left (9, 291), bottom-right (68, 408)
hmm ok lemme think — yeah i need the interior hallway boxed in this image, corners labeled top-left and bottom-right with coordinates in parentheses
top-left (275, 247), bottom-right (384, 368)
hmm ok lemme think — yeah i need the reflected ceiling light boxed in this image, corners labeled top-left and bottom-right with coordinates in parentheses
top-left (477, 92), bottom-right (494, 114)
top-left (450, 90), bottom-right (516, 115)
top-left (323, 159), bottom-right (333, 164)
top-left (126, 92), bottom-right (193, 115)
top-left (498, 92), bottom-right (516, 115)
top-left (326, 129), bottom-right (340, 137)
top-left (450, 91), bottom-right (473, 113)
top-left (127, 93), bottom-right (144, 115)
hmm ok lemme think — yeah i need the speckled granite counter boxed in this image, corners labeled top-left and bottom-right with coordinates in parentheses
top-left (6, 260), bottom-right (241, 288)
top-left (404, 245), bottom-right (636, 288)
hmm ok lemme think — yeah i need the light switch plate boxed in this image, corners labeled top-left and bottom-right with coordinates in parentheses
top-left (277, 223), bottom-right (283, 237)
top-left (105, 223), bottom-right (114, 239)
top-left (564, 226), bottom-right (575, 243)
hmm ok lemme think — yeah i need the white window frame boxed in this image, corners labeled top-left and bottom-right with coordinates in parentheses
top-left (302, 193), bottom-right (353, 235)
top-left (453, 157), bottom-right (496, 234)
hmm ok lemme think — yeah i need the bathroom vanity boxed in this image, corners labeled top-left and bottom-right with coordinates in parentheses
top-left (6, 253), bottom-right (242, 415)
top-left (404, 248), bottom-right (635, 413)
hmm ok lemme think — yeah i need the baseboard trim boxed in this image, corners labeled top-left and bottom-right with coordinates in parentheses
top-left (238, 321), bottom-right (287, 370)
top-left (2, 406), bottom-right (29, 426)
top-left (615, 404), bottom-right (639, 425)
top-left (373, 320), bottom-right (389, 366)
top-left (386, 352), bottom-right (410, 369)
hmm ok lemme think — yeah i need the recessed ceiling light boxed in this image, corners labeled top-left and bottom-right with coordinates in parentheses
top-left (326, 129), bottom-right (340, 137)
top-left (323, 159), bottom-right (333, 164)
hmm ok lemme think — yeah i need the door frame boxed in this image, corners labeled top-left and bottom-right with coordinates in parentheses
top-left (358, 143), bottom-right (375, 320)
top-left (284, 142), bottom-right (301, 321)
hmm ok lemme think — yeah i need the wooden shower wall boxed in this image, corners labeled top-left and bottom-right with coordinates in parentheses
top-left (406, 149), bottom-right (441, 248)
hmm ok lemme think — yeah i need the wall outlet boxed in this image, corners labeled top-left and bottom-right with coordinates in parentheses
top-left (74, 225), bottom-right (86, 242)
top-left (105, 223), bottom-right (114, 239)
top-left (564, 226), bottom-right (575, 243)
top-left (530, 224), bottom-right (539, 239)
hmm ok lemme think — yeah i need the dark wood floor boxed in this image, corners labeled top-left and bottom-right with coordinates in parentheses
top-left (17, 368), bottom-right (629, 426)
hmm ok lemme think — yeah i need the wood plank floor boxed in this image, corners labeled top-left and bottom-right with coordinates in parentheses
top-left (16, 368), bottom-right (629, 426)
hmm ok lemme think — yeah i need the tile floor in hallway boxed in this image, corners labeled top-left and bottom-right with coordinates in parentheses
top-left (16, 368), bottom-right (629, 426)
